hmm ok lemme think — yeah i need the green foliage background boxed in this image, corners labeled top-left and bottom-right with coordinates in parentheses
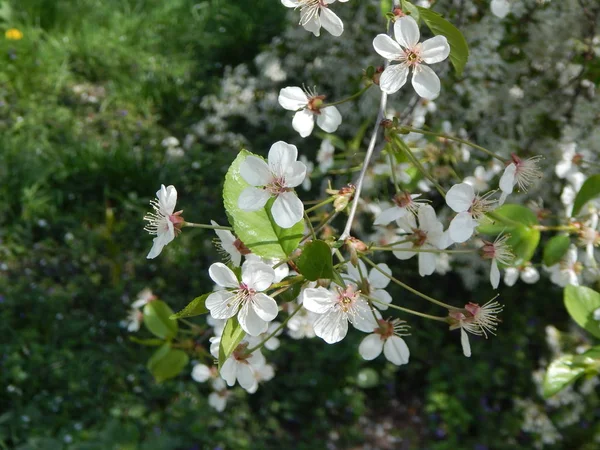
top-left (0, 1), bottom-right (598, 449)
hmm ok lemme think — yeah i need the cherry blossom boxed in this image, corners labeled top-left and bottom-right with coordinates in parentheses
top-left (481, 233), bottom-right (514, 289)
top-left (205, 262), bottom-right (279, 336)
top-left (317, 138), bottom-right (335, 172)
top-left (449, 300), bottom-right (503, 357)
top-left (498, 154), bottom-right (543, 205)
top-left (358, 319), bottom-right (410, 365)
top-left (220, 342), bottom-right (266, 392)
top-left (143, 184), bottom-right (184, 259)
top-left (211, 220), bottom-right (247, 267)
top-left (490, 0), bottom-right (510, 19)
top-left (301, 284), bottom-right (377, 344)
top-left (238, 141), bottom-right (307, 228)
top-left (546, 245), bottom-right (582, 287)
top-left (504, 265), bottom-right (540, 286)
top-left (342, 260), bottom-right (393, 310)
top-left (446, 182), bottom-right (497, 243)
top-left (281, 0), bottom-right (349, 37)
top-left (278, 86), bottom-right (342, 138)
top-left (392, 205), bottom-right (447, 277)
top-left (373, 16), bottom-right (450, 99)
top-left (373, 191), bottom-right (423, 226)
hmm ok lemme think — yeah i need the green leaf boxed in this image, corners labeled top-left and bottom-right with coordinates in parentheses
top-left (170, 293), bottom-right (209, 319)
top-left (296, 240), bottom-right (334, 281)
top-left (380, 0), bottom-right (393, 17)
top-left (543, 235), bottom-right (571, 267)
top-left (418, 7), bottom-right (469, 76)
top-left (223, 150), bottom-right (304, 259)
top-left (143, 300), bottom-right (178, 340)
top-left (278, 277), bottom-right (303, 303)
top-left (564, 285), bottom-right (600, 339)
top-left (129, 337), bottom-right (164, 347)
top-left (218, 316), bottom-right (246, 369)
top-left (147, 344), bottom-right (189, 383)
top-left (572, 174), bottom-right (600, 217)
top-left (543, 354), bottom-right (586, 398)
top-left (401, 0), bottom-right (420, 22)
top-left (478, 204), bottom-right (540, 264)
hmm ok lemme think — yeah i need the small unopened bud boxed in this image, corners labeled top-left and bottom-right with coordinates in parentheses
top-left (346, 237), bottom-right (368, 266)
top-left (380, 119), bottom-right (393, 129)
top-left (393, 7), bottom-right (406, 18)
top-left (326, 184), bottom-right (356, 212)
top-left (372, 66), bottom-right (384, 85)
top-left (307, 95), bottom-right (326, 113)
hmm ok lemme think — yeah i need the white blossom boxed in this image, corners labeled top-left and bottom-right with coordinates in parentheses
top-left (220, 343), bottom-right (266, 392)
top-left (205, 262), bottom-right (279, 336)
top-left (504, 265), bottom-right (540, 286)
top-left (211, 220), bottom-right (244, 267)
top-left (490, 0), bottom-right (510, 19)
top-left (446, 183), bottom-right (496, 243)
top-left (373, 16), bottom-right (450, 99)
top-left (143, 185), bottom-right (184, 259)
top-left (374, 192), bottom-right (423, 226)
top-left (301, 284), bottom-right (377, 344)
top-left (342, 260), bottom-right (393, 310)
top-left (546, 245), bottom-right (582, 287)
top-left (498, 155), bottom-right (543, 205)
top-left (317, 138), bottom-right (336, 172)
top-left (481, 233), bottom-right (514, 289)
top-left (358, 319), bottom-right (410, 365)
top-left (281, 0), bottom-right (349, 37)
top-left (238, 141), bottom-right (307, 228)
top-left (278, 86), bottom-right (342, 138)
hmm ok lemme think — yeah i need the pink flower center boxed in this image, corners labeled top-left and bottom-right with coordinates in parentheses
top-left (265, 176), bottom-right (290, 196)
top-left (402, 47), bottom-right (422, 67)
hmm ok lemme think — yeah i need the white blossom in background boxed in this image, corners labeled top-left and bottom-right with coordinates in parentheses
top-left (211, 220), bottom-right (244, 267)
top-left (373, 16), bottom-right (450, 99)
top-left (278, 86), bottom-right (342, 138)
top-left (374, 191), bottom-right (423, 226)
top-left (342, 260), bottom-right (393, 310)
top-left (208, 378), bottom-right (230, 412)
top-left (317, 138), bottom-right (335, 172)
top-left (205, 262), bottom-right (279, 336)
top-left (287, 308), bottom-right (319, 339)
top-left (302, 284), bottom-right (377, 344)
top-left (245, 363), bottom-right (276, 394)
top-left (246, 322), bottom-right (283, 351)
top-left (392, 205), bottom-right (447, 277)
top-left (504, 265), bottom-right (540, 286)
top-left (238, 141), bottom-right (307, 228)
top-left (299, 155), bottom-right (314, 191)
top-left (143, 185), bottom-right (184, 259)
top-left (490, 0), bottom-right (511, 19)
top-left (464, 166), bottom-right (495, 192)
top-left (131, 288), bottom-right (156, 309)
top-left (358, 319), bottom-right (410, 366)
top-left (546, 245), bottom-right (582, 287)
top-left (579, 213), bottom-right (599, 264)
top-left (281, 0), bottom-right (349, 37)
top-left (220, 343), bottom-right (266, 392)
top-left (498, 155), bottom-right (543, 205)
top-left (124, 309), bottom-right (143, 332)
top-left (481, 233), bottom-right (514, 289)
top-left (446, 182), bottom-right (497, 243)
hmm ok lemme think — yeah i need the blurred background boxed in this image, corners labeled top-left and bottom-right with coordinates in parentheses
top-left (1, 0), bottom-right (599, 449)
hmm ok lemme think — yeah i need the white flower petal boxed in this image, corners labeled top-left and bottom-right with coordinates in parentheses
top-left (238, 187), bottom-right (271, 212)
top-left (284, 161), bottom-right (308, 188)
top-left (220, 358), bottom-right (237, 386)
top-left (371, 289), bottom-right (392, 310)
top-left (449, 212), bottom-right (476, 243)
top-left (411, 65), bottom-right (441, 100)
top-left (418, 251), bottom-right (436, 277)
top-left (206, 290), bottom-right (239, 319)
top-left (236, 363), bottom-right (257, 391)
top-left (358, 334), bottom-right (384, 360)
top-left (446, 183), bottom-right (475, 213)
top-left (271, 191), bottom-right (304, 228)
top-left (350, 299), bottom-right (379, 333)
top-left (420, 35), bottom-right (450, 64)
top-left (374, 206), bottom-right (404, 226)
top-left (373, 34), bottom-right (403, 60)
top-left (394, 16), bottom-right (420, 49)
top-left (379, 63), bottom-right (409, 95)
top-left (316, 106), bottom-right (342, 133)
top-left (240, 156), bottom-right (272, 187)
top-left (292, 109), bottom-right (315, 138)
top-left (238, 302), bottom-right (268, 336)
top-left (499, 163), bottom-right (516, 194)
top-left (369, 264), bottom-right (391, 289)
top-left (268, 141), bottom-right (298, 177)
top-left (302, 12), bottom-right (321, 36)
top-left (208, 392), bottom-right (227, 412)
top-left (392, 241), bottom-right (416, 260)
top-left (460, 328), bottom-right (471, 357)
top-left (302, 287), bottom-right (335, 313)
top-left (320, 7), bottom-right (344, 37)
top-left (147, 237), bottom-right (166, 259)
top-left (491, 0), bottom-right (510, 18)
top-left (209, 262), bottom-right (239, 288)
top-left (278, 86), bottom-right (308, 111)
top-left (251, 293), bottom-right (279, 322)
top-left (242, 262), bottom-right (275, 291)
top-left (490, 259), bottom-right (500, 289)
top-left (383, 336), bottom-right (410, 365)
top-left (313, 309), bottom-right (348, 343)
